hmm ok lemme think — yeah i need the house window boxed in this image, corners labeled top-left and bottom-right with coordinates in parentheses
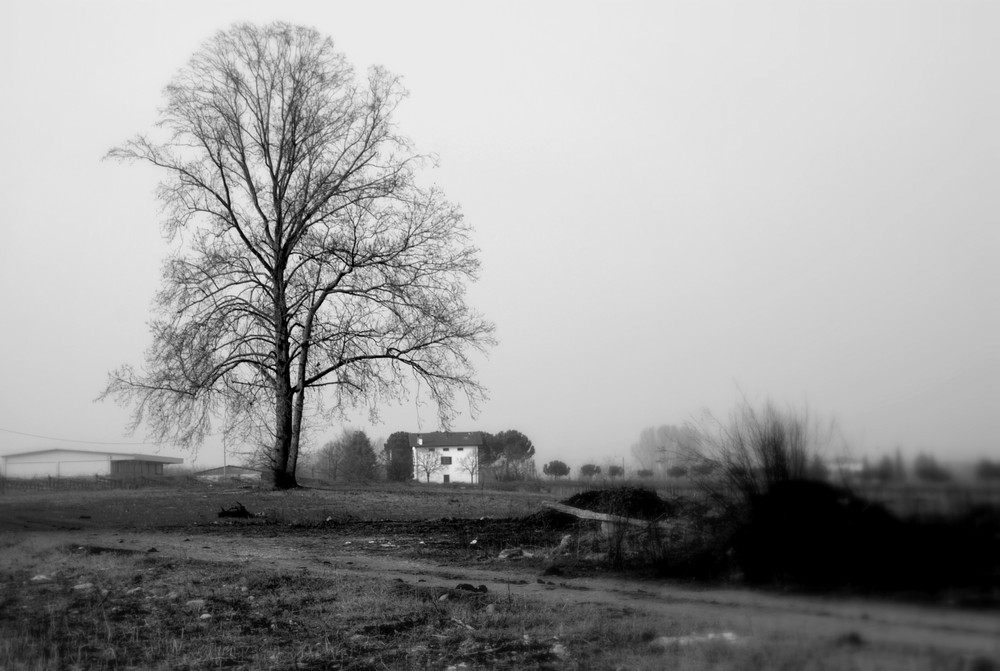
top-left (443, 475), bottom-right (450, 483)
top-left (440, 456), bottom-right (452, 465)
top-left (443, 448), bottom-right (450, 452)
top-left (457, 448), bottom-right (464, 451)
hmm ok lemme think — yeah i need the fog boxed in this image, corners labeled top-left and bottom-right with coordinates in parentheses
top-left (1, 1), bottom-right (996, 470)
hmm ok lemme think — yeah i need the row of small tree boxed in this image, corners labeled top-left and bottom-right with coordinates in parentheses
top-left (627, 415), bottom-right (984, 487)
top-left (539, 461), bottom-right (718, 480)
top-left (857, 453), bottom-right (1000, 484)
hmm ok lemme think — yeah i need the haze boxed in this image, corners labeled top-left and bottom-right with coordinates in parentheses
top-left (1, 1), bottom-right (997, 470)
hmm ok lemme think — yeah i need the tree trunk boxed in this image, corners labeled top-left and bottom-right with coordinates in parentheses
top-left (271, 280), bottom-right (299, 489)
top-left (288, 393), bottom-right (302, 482)
top-left (287, 337), bottom-right (312, 486)
top-left (271, 373), bottom-right (298, 489)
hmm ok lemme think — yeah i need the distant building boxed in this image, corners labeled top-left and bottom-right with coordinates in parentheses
top-left (0, 448), bottom-right (183, 478)
top-left (193, 466), bottom-right (264, 482)
top-left (409, 432), bottom-right (484, 484)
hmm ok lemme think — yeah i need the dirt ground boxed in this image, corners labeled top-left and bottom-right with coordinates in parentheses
top-left (45, 527), bottom-right (1000, 656)
top-left (2, 483), bottom-right (999, 667)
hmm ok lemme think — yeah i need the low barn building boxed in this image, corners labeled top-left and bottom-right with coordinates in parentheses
top-left (410, 431), bottom-right (484, 484)
top-left (0, 449), bottom-right (183, 478)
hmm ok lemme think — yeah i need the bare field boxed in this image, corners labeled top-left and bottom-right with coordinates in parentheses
top-left (2, 481), bottom-right (998, 670)
top-left (0, 481), bottom-right (548, 531)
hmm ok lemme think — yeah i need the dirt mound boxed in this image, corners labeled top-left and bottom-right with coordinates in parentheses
top-left (562, 487), bottom-right (674, 520)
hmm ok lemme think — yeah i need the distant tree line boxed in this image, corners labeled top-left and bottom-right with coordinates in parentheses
top-left (276, 412), bottom-right (995, 489)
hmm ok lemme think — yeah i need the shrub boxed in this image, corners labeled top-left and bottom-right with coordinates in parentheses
top-left (686, 399), bottom-right (832, 515)
top-left (733, 480), bottom-right (1000, 592)
top-left (913, 454), bottom-right (951, 483)
top-left (976, 459), bottom-right (1000, 481)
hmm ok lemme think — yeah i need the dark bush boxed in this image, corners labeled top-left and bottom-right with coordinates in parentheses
top-left (976, 459), bottom-right (1000, 481)
top-left (732, 479), bottom-right (1000, 594)
top-left (913, 454), bottom-right (952, 483)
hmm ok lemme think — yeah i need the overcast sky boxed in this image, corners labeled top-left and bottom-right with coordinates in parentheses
top-left (1, 1), bottom-right (997, 470)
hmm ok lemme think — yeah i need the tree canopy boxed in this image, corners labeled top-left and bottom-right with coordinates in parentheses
top-left (318, 429), bottom-right (378, 482)
top-left (101, 23), bottom-right (494, 488)
top-left (482, 429), bottom-right (535, 481)
top-left (383, 431), bottom-right (413, 482)
top-left (542, 460), bottom-right (570, 478)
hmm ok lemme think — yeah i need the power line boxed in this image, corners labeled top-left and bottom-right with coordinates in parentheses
top-left (0, 426), bottom-right (169, 447)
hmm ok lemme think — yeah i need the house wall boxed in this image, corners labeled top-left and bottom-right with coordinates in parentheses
top-left (2, 450), bottom-right (113, 478)
top-left (412, 445), bottom-right (478, 484)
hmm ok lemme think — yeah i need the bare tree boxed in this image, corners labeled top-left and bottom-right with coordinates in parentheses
top-left (686, 399), bottom-right (834, 514)
top-left (630, 424), bottom-right (700, 476)
top-left (316, 439), bottom-right (344, 482)
top-left (101, 23), bottom-right (495, 488)
top-left (413, 448), bottom-right (444, 482)
top-left (458, 451), bottom-right (479, 483)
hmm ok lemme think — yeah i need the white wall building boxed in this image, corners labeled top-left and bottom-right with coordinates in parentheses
top-left (0, 449), bottom-right (183, 478)
top-left (410, 432), bottom-right (484, 484)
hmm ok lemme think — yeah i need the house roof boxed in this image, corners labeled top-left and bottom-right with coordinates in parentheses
top-left (408, 431), bottom-right (484, 448)
top-left (0, 448), bottom-right (183, 464)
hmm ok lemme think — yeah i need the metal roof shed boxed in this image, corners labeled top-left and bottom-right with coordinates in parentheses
top-left (0, 449), bottom-right (183, 478)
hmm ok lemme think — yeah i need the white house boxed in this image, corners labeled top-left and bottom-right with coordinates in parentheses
top-left (0, 449), bottom-right (183, 478)
top-left (410, 432), bottom-right (484, 484)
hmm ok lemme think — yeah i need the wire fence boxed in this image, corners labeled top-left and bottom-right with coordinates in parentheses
top-left (0, 474), bottom-right (196, 493)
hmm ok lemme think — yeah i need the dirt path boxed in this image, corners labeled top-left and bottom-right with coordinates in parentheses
top-left (57, 528), bottom-right (1000, 660)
